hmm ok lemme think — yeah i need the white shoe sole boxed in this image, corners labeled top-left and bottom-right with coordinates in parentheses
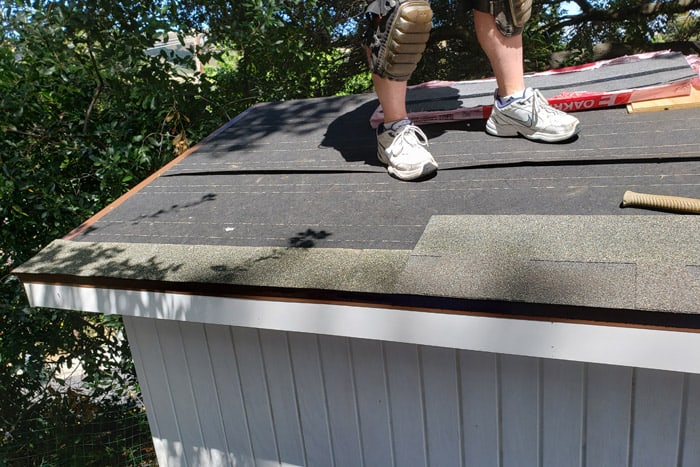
top-left (486, 118), bottom-right (580, 143)
top-left (378, 151), bottom-right (438, 181)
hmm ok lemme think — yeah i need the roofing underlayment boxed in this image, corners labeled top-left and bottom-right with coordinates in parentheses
top-left (14, 54), bottom-right (700, 332)
top-left (371, 51), bottom-right (700, 126)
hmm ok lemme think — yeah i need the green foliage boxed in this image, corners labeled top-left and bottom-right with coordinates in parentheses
top-left (534, 0), bottom-right (700, 65)
top-left (655, 11), bottom-right (700, 42)
top-left (1, 276), bottom-right (153, 465)
top-left (191, 0), bottom-right (372, 117)
top-left (1, 1), bottom-right (216, 265)
top-left (0, 1), bottom-right (213, 463)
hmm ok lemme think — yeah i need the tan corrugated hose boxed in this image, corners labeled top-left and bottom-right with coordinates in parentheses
top-left (622, 191), bottom-right (700, 214)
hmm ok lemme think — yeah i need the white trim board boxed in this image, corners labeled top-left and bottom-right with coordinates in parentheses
top-left (23, 282), bottom-right (700, 374)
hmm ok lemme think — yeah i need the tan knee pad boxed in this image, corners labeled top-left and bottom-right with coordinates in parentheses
top-left (364, 0), bottom-right (433, 81)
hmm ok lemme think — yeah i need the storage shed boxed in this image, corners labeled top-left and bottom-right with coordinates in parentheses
top-left (15, 85), bottom-right (700, 466)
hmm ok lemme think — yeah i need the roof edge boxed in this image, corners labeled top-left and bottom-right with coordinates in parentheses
top-left (16, 271), bottom-right (700, 332)
top-left (19, 280), bottom-right (700, 374)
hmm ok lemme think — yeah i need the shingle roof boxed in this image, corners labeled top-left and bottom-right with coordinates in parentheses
top-left (14, 93), bottom-right (700, 328)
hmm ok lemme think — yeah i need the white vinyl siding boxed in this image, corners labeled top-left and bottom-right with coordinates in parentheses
top-left (124, 316), bottom-right (700, 467)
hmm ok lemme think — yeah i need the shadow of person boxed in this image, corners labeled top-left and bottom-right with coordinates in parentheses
top-left (320, 84), bottom-right (489, 169)
top-left (319, 91), bottom-right (455, 169)
top-left (405, 83), bottom-right (464, 113)
top-left (320, 96), bottom-right (384, 167)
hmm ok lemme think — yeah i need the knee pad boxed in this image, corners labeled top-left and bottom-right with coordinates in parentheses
top-left (472, 0), bottom-right (532, 36)
top-left (364, 0), bottom-right (433, 81)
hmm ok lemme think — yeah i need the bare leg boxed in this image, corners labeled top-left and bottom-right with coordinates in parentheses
top-left (478, 9), bottom-right (581, 142)
top-left (473, 10), bottom-right (525, 97)
top-left (371, 74), bottom-right (436, 180)
top-left (374, 10), bottom-right (526, 122)
top-left (372, 74), bottom-right (408, 123)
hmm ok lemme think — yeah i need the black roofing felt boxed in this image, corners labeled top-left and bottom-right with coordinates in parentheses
top-left (14, 82), bottom-right (700, 319)
top-left (68, 100), bottom-right (700, 251)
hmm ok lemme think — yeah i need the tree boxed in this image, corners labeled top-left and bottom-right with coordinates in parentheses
top-left (1, 1), bottom-right (214, 463)
top-left (173, 0), bottom-right (373, 113)
top-left (415, 0), bottom-right (699, 79)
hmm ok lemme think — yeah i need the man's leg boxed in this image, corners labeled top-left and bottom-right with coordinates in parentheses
top-left (365, 0), bottom-right (437, 181)
top-left (372, 74), bottom-right (437, 181)
top-left (473, 10), bottom-right (525, 97)
top-left (373, 74), bottom-right (409, 123)
top-left (474, 10), bottom-right (580, 142)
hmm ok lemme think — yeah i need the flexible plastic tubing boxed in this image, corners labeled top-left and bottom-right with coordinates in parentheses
top-left (622, 190), bottom-right (700, 214)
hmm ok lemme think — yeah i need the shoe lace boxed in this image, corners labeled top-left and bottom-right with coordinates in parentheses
top-left (531, 89), bottom-right (563, 118)
top-left (388, 124), bottom-right (429, 154)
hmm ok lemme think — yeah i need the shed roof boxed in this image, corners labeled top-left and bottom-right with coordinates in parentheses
top-left (14, 91), bottom-right (700, 329)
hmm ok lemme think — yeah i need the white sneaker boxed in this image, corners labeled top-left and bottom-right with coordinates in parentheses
top-left (486, 88), bottom-right (580, 142)
top-left (377, 122), bottom-right (438, 181)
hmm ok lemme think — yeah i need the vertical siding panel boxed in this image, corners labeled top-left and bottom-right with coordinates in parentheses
top-left (258, 330), bottom-right (305, 466)
top-left (203, 324), bottom-right (254, 467)
top-left (541, 359), bottom-right (584, 467)
top-left (460, 350), bottom-right (499, 467)
top-left (351, 338), bottom-right (394, 467)
top-left (230, 326), bottom-right (280, 465)
top-left (421, 346), bottom-right (461, 467)
top-left (288, 332), bottom-right (334, 467)
top-left (123, 316), bottom-right (182, 466)
top-left (121, 318), bottom-right (160, 437)
top-left (681, 374), bottom-right (700, 467)
top-left (584, 364), bottom-right (633, 467)
top-left (179, 322), bottom-right (231, 466)
top-left (156, 320), bottom-right (205, 466)
top-left (630, 369), bottom-right (684, 467)
top-left (384, 341), bottom-right (427, 467)
top-left (318, 335), bottom-right (364, 467)
top-left (499, 354), bottom-right (539, 467)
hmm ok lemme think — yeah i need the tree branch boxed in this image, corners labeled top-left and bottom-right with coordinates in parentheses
top-left (540, 0), bottom-right (700, 35)
top-left (83, 43), bottom-right (105, 134)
